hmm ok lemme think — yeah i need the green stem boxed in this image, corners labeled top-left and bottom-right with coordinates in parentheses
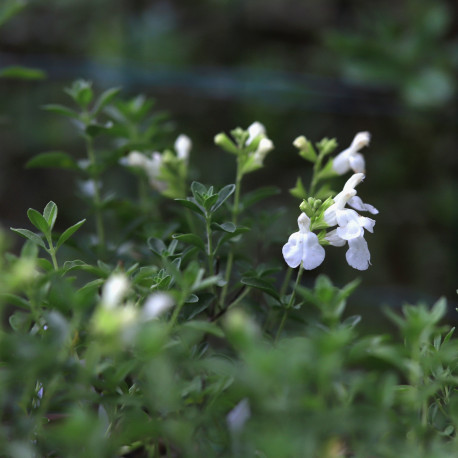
top-left (275, 265), bottom-right (304, 342)
top-left (220, 170), bottom-right (243, 308)
top-left (309, 151), bottom-right (325, 196)
top-left (205, 216), bottom-right (215, 277)
top-left (86, 136), bottom-right (105, 254)
top-left (48, 246), bottom-right (59, 271)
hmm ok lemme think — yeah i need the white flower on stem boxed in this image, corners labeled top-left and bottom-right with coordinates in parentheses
top-left (102, 273), bottom-right (130, 309)
top-left (252, 137), bottom-right (274, 166)
top-left (282, 213), bottom-right (325, 270)
top-left (174, 134), bottom-right (192, 162)
top-left (142, 292), bottom-right (174, 320)
top-left (332, 131), bottom-right (370, 175)
top-left (246, 121), bottom-right (266, 145)
top-left (324, 173), bottom-right (378, 271)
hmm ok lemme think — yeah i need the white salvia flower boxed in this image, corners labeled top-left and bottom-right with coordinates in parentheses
top-left (332, 131), bottom-right (370, 175)
top-left (174, 134), bottom-right (192, 162)
top-left (227, 398), bottom-right (251, 434)
top-left (102, 273), bottom-right (130, 309)
top-left (324, 173), bottom-right (377, 271)
top-left (246, 121), bottom-right (266, 145)
top-left (252, 137), bottom-right (274, 165)
top-left (142, 292), bottom-right (175, 320)
top-left (282, 213), bottom-right (326, 270)
top-left (124, 151), bottom-right (150, 168)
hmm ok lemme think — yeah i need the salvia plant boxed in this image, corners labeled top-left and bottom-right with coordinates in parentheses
top-left (1, 80), bottom-right (458, 458)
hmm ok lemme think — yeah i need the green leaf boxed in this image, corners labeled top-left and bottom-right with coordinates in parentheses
top-left (191, 182), bottom-right (207, 203)
top-left (242, 186), bottom-right (281, 210)
top-left (316, 159), bottom-right (338, 181)
top-left (9, 311), bottom-right (31, 332)
top-left (26, 151), bottom-right (78, 170)
top-left (42, 104), bottom-right (79, 119)
top-left (211, 184), bottom-right (235, 212)
top-left (172, 233), bottom-right (205, 251)
top-left (43, 201), bottom-right (58, 230)
top-left (182, 320), bottom-right (225, 338)
top-left (85, 121), bottom-right (113, 137)
top-left (0, 66), bottom-right (46, 80)
top-left (62, 260), bottom-right (104, 276)
top-left (241, 276), bottom-right (280, 301)
top-left (92, 87), bottom-right (121, 115)
top-left (289, 177), bottom-right (307, 200)
top-left (0, 1), bottom-right (27, 28)
top-left (1, 293), bottom-right (30, 310)
top-left (37, 257), bottom-right (54, 272)
top-left (175, 199), bottom-right (204, 216)
top-left (56, 219), bottom-right (86, 249)
top-left (211, 222), bottom-right (236, 233)
top-left (27, 208), bottom-right (49, 235)
top-left (10, 228), bottom-right (46, 249)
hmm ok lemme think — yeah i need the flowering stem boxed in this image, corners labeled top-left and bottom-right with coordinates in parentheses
top-left (275, 265), bottom-right (304, 342)
top-left (220, 169), bottom-right (243, 308)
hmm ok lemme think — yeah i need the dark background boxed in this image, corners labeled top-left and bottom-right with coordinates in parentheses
top-left (0, 0), bottom-right (457, 314)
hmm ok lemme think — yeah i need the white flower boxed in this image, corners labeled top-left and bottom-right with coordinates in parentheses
top-left (252, 137), bottom-right (274, 165)
top-left (102, 273), bottom-right (130, 309)
top-left (142, 292), bottom-right (174, 320)
top-left (124, 151), bottom-right (150, 168)
top-left (324, 173), bottom-right (377, 271)
top-left (227, 398), bottom-right (250, 434)
top-left (246, 121), bottom-right (266, 145)
top-left (174, 134), bottom-right (192, 162)
top-left (282, 213), bottom-right (326, 270)
top-left (332, 131), bottom-right (370, 175)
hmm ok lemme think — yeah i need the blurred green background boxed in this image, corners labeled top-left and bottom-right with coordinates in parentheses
top-left (0, 0), bottom-right (457, 313)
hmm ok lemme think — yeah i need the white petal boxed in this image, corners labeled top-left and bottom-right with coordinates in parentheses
top-left (336, 209), bottom-right (364, 240)
top-left (325, 229), bottom-right (346, 247)
top-left (282, 232), bottom-right (303, 268)
top-left (332, 149), bottom-right (351, 175)
top-left (301, 232), bottom-right (326, 270)
top-left (347, 196), bottom-right (379, 214)
top-left (125, 151), bottom-right (149, 169)
top-left (297, 212), bottom-right (311, 233)
top-left (174, 134), bottom-right (192, 161)
top-left (142, 292), bottom-right (174, 320)
top-left (350, 131), bottom-right (371, 151)
top-left (102, 274), bottom-right (129, 309)
top-left (343, 173), bottom-right (365, 192)
top-left (359, 216), bottom-right (376, 233)
top-left (324, 204), bottom-right (338, 227)
top-left (348, 152), bottom-right (365, 173)
top-left (255, 138), bottom-right (274, 157)
top-left (346, 236), bottom-right (371, 270)
top-left (246, 121), bottom-right (266, 145)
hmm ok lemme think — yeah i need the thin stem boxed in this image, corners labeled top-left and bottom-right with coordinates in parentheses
top-left (86, 136), bottom-right (105, 254)
top-left (275, 265), bottom-right (304, 342)
top-left (220, 170), bottom-right (243, 307)
top-left (206, 216), bottom-right (215, 277)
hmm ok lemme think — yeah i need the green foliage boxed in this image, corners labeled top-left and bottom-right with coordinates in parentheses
top-left (1, 80), bottom-right (458, 457)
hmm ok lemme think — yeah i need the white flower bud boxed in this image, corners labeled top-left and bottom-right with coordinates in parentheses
top-left (142, 292), bottom-right (174, 320)
top-left (174, 134), bottom-right (192, 161)
top-left (102, 273), bottom-right (129, 309)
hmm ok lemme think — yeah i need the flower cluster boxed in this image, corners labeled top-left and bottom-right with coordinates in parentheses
top-left (121, 134), bottom-right (192, 197)
top-left (283, 133), bottom-right (378, 271)
top-left (214, 121), bottom-right (274, 176)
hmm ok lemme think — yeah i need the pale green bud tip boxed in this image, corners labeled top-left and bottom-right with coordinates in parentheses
top-left (214, 132), bottom-right (226, 145)
top-left (293, 136), bottom-right (308, 149)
